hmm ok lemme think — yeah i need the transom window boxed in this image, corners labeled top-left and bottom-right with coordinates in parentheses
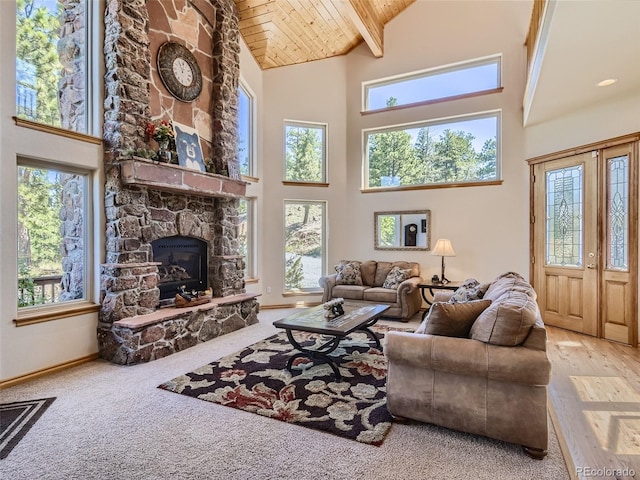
top-left (284, 121), bottom-right (327, 183)
top-left (363, 55), bottom-right (501, 112)
top-left (16, 0), bottom-right (90, 134)
top-left (364, 111), bottom-right (500, 189)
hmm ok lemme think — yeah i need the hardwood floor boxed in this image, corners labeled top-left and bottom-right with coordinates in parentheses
top-left (546, 326), bottom-right (640, 480)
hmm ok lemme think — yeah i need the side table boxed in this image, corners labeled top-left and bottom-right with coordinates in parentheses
top-left (418, 281), bottom-right (462, 320)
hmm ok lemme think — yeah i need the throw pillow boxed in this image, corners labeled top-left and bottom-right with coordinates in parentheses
top-left (449, 278), bottom-right (490, 303)
top-left (334, 261), bottom-right (363, 285)
top-left (382, 266), bottom-right (412, 289)
top-left (424, 300), bottom-right (492, 337)
top-left (469, 292), bottom-right (538, 346)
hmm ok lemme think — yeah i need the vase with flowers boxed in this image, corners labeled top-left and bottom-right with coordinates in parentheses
top-left (145, 119), bottom-right (175, 162)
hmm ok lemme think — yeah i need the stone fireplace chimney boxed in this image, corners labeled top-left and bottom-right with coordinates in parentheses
top-left (98, 0), bottom-right (258, 365)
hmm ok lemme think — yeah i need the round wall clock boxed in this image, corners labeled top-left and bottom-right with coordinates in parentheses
top-left (156, 42), bottom-right (203, 102)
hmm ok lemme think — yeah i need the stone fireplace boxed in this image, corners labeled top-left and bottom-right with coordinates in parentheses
top-left (98, 0), bottom-right (258, 365)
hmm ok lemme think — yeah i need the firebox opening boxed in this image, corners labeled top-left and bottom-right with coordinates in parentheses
top-left (152, 236), bottom-right (208, 302)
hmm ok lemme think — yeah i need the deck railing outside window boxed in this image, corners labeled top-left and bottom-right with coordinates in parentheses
top-left (18, 274), bottom-right (63, 307)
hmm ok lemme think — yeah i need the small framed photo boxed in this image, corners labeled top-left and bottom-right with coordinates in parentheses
top-left (173, 122), bottom-right (206, 172)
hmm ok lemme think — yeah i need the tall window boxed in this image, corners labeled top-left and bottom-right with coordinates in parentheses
top-left (18, 162), bottom-right (89, 308)
top-left (284, 201), bottom-right (326, 292)
top-left (16, 0), bottom-right (89, 133)
top-left (364, 111), bottom-right (499, 188)
top-left (237, 81), bottom-right (254, 177)
top-left (238, 197), bottom-right (255, 278)
top-left (363, 55), bottom-right (501, 112)
top-left (284, 121), bottom-right (327, 183)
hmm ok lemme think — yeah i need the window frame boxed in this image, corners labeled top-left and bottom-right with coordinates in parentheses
top-left (362, 54), bottom-right (502, 113)
top-left (362, 110), bottom-right (502, 191)
top-left (283, 199), bottom-right (327, 295)
top-left (237, 78), bottom-right (256, 179)
top-left (283, 120), bottom-right (328, 186)
top-left (16, 157), bottom-right (96, 325)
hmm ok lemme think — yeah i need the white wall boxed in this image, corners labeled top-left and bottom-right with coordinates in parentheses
top-left (0, 1), bottom-right (104, 381)
top-left (343, 0), bottom-right (533, 284)
top-left (525, 92), bottom-right (640, 158)
top-left (249, 1), bottom-right (533, 307)
top-left (258, 56), bottom-right (349, 305)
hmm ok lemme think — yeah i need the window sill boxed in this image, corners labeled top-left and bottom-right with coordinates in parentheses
top-left (282, 181), bottom-right (329, 187)
top-left (245, 277), bottom-right (259, 284)
top-left (361, 179), bottom-right (503, 193)
top-left (13, 116), bottom-right (103, 145)
top-left (15, 301), bottom-right (100, 327)
top-left (242, 175), bottom-right (259, 183)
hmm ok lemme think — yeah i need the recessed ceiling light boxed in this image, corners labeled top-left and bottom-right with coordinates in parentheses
top-left (597, 79), bottom-right (617, 87)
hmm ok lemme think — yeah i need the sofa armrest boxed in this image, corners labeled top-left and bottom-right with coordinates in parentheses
top-left (397, 276), bottom-right (422, 296)
top-left (318, 273), bottom-right (337, 302)
top-left (385, 331), bottom-right (551, 386)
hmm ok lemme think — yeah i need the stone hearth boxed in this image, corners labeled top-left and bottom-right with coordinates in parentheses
top-left (100, 293), bottom-right (259, 365)
top-left (98, 0), bottom-right (257, 365)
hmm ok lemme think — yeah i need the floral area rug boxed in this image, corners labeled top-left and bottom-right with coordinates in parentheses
top-left (159, 326), bottom-right (408, 445)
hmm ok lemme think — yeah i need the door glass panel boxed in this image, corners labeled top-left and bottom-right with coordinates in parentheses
top-left (606, 155), bottom-right (629, 270)
top-left (545, 165), bottom-right (583, 266)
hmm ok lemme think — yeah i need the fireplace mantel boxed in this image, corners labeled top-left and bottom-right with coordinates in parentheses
top-left (119, 157), bottom-right (248, 199)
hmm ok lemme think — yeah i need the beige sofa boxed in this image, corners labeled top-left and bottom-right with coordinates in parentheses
top-left (384, 272), bottom-right (551, 458)
top-left (318, 260), bottom-right (422, 321)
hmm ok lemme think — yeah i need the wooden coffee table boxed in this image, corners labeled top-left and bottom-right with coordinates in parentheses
top-left (273, 302), bottom-right (390, 380)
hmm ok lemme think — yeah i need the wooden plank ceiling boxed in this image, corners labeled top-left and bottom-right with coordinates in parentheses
top-left (235, 0), bottom-right (415, 69)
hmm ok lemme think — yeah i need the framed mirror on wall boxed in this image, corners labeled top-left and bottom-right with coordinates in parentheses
top-left (374, 210), bottom-right (431, 250)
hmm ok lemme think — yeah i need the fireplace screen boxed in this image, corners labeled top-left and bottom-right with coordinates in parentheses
top-left (152, 236), bottom-right (207, 300)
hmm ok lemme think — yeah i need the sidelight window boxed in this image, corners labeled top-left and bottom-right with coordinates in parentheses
top-left (606, 155), bottom-right (629, 270)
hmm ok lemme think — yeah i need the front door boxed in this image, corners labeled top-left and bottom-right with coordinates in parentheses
top-left (532, 143), bottom-right (637, 345)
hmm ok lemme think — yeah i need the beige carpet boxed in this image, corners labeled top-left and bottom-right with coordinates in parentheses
top-left (0, 309), bottom-right (569, 479)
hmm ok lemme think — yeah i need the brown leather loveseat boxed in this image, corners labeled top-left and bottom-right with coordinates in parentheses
top-left (384, 272), bottom-right (552, 458)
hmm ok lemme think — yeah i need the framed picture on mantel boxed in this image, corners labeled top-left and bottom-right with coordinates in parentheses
top-left (173, 122), bottom-right (206, 172)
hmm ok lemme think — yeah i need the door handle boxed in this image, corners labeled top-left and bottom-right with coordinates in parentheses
top-left (587, 263), bottom-right (596, 269)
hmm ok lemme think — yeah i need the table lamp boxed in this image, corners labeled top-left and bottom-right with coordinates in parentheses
top-left (431, 238), bottom-right (456, 284)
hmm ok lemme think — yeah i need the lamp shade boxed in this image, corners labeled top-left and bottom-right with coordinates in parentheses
top-left (431, 238), bottom-right (456, 257)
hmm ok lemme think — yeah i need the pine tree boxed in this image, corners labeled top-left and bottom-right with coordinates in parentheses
top-left (284, 255), bottom-right (304, 290)
top-left (476, 138), bottom-right (497, 179)
top-left (285, 126), bottom-right (323, 181)
top-left (367, 98), bottom-right (423, 186)
top-left (16, 0), bottom-right (62, 125)
top-left (432, 129), bottom-right (479, 182)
